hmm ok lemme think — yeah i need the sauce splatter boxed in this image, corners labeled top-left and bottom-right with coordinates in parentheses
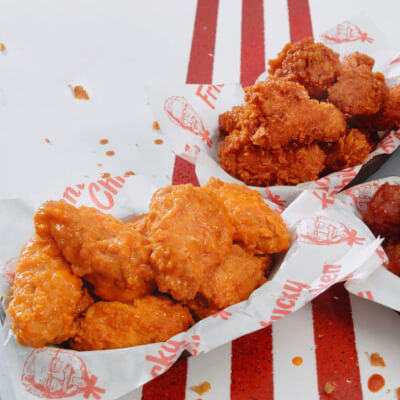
top-left (153, 121), bottom-right (160, 130)
top-left (45, 138), bottom-right (51, 144)
top-left (99, 139), bottom-right (109, 145)
top-left (97, 163), bottom-right (103, 167)
top-left (73, 85), bottom-right (90, 100)
top-left (370, 352), bottom-right (386, 367)
top-left (101, 173), bottom-right (111, 179)
top-left (191, 381), bottom-right (211, 395)
top-left (106, 150), bottom-right (115, 157)
top-left (0, 43), bottom-right (5, 52)
top-left (368, 374), bottom-right (385, 392)
top-left (124, 171), bottom-right (135, 177)
top-left (292, 356), bottom-right (303, 366)
top-left (154, 139), bottom-right (164, 145)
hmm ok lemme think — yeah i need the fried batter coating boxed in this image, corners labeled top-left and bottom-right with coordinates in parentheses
top-left (369, 85), bottom-right (400, 131)
top-left (34, 200), bottom-right (154, 303)
top-left (384, 240), bottom-right (400, 277)
top-left (268, 37), bottom-right (341, 98)
top-left (148, 185), bottom-right (234, 301)
top-left (219, 104), bottom-right (260, 136)
top-left (363, 183), bottom-right (400, 239)
top-left (219, 131), bottom-right (326, 186)
top-left (187, 245), bottom-right (270, 319)
top-left (7, 235), bottom-right (85, 347)
top-left (245, 78), bottom-right (346, 149)
top-left (342, 52), bottom-right (375, 71)
top-left (324, 128), bottom-right (374, 171)
top-left (204, 178), bottom-right (290, 254)
top-left (71, 296), bottom-right (194, 350)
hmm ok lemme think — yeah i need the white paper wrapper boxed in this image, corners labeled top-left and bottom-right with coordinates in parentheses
top-left (147, 16), bottom-right (400, 203)
top-left (0, 173), bottom-right (382, 400)
top-left (335, 176), bottom-right (400, 312)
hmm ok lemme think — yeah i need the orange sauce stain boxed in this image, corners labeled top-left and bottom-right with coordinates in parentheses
top-left (106, 150), bottom-right (115, 156)
top-left (153, 121), bottom-right (160, 130)
top-left (97, 163), bottom-right (103, 167)
top-left (0, 43), bottom-right (6, 52)
top-left (154, 139), bottom-right (164, 145)
top-left (368, 374), bottom-right (385, 392)
top-left (99, 139), bottom-right (109, 145)
top-left (101, 173), bottom-right (111, 179)
top-left (124, 171), bottom-right (135, 177)
top-left (292, 356), bottom-right (303, 366)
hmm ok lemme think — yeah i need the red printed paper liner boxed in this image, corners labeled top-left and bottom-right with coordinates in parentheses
top-left (336, 176), bottom-right (400, 312)
top-left (147, 16), bottom-right (400, 199)
top-left (0, 174), bottom-right (382, 400)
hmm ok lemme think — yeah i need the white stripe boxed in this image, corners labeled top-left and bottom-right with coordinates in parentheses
top-left (272, 304), bottom-right (320, 400)
top-left (117, 386), bottom-right (142, 400)
top-left (212, 0), bottom-right (242, 84)
top-left (350, 294), bottom-right (400, 399)
top-left (263, 0), bottom-right (290, 65)
top-left (185, 342), bottom-right (232, 399)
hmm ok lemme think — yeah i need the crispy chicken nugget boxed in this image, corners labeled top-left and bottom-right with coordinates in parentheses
top-left (71, 296), bottom-right (194, 350)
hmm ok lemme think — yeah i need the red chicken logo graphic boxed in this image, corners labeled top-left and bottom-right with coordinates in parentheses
top-left (344, 182), bottom-right (379, 215)
top-left (320, 21), bottom-right (374, 44)
top-left (22, 348), bottom-right (105, 399)
top-left (164, 96), bottom-right (212, 147)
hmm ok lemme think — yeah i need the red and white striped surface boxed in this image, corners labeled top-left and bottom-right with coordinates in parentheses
top-left (1, 1), bottom-right (400, 399)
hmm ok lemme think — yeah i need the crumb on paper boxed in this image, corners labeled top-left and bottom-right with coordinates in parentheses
top-left (101, 173), bottom-right (111, 179)
top-left (323, 382), bottom-right (336, 395)
top-left (191, 381), bottom-right (211, 395)
top-left (106, 150), bottom-right (115, 157)
top-left (97, 163), bottom-right (103, 167)
top-left (346, 380), bottom-right (352, 384)
top-left (0, 43), bottom-right (5, 52)
top-left (317, 334), bottom-right (324, 338)
top-left (385, 388), bottom-right (391, 394)
top-left (99, 139), bottom-right (109, 145)
top-left (370, 352), bottom-right (386, 367)
top-left (124, 171), bottom-right (135, 177)
top-left (45, 138), bottom-right (51, 144)
top-left (73, 85), bottom-right (90, 100)
top-left (154, 139), bottom-right (164, 145)
top-left (153, 121), bottom-right (160, 130)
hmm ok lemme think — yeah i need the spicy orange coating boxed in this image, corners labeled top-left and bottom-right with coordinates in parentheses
top-left (148, 184), bottom-right (234, 301)
top-left (268, 37), bottom-right (341, 98)
top-left (342, 52), bottom-right (375, 71)
top-left (244, 78), bottom-right (346, 149)
top-left (34, 200), bottom-right (155, 303)
top-left (71, 296), bottom-right (194, 350)
top-left (204, 178), bottom-right (290, 254)
top-left (369, 85), bottom-right (400, 131)
top-left (7, 235), bottom-right (85, 347)
top-left (187, 245), bottom-right (270, 319)
top-left (363, 183), bottom-right (400, 240)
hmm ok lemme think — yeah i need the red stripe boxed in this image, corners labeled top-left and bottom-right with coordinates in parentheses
top-left (287, 0), bottom-right (313, 42)
top-left (141, 359), bottom-right (188, 400)
top-left (186, 0), bottom-right (219, 84)
top-left (312, 284), bottom-right (362, 400)
top-left (230, 326), bottom-right (274, 400)
top-left (240, 0), bottom-right (265, 87)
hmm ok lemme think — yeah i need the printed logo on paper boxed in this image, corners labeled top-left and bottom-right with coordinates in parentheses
top-left (320, 21), bottom-right (374, 44)
top-left (22, 348), bottom-right (105, 399)
top-left (164, 96), bottom-right (212, 147)
top-left (212, 310), bottom-right (232, 321)
top-left (343, 181), bottom-right (380, 215)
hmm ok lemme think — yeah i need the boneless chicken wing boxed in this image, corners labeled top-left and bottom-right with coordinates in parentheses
top-left (34, 200), bottom-right (155, 303)
top-left (148, 184), bottom-right (233, 301)
top-left (204, 178), bottom-right (290, 254)
top-left (383, 241), bottom-right (400, 277)
top-left (7, 235), bottom-right (88, 347)
top-left (71, 296), bottom-right (194, 350)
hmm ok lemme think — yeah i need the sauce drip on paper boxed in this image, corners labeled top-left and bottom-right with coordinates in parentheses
top-left (368, 374), bottom-right (385, 392)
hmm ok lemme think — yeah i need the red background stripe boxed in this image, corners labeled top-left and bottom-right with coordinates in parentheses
top-left (141, 360), bottom-right (188, 400)
top-left (312, 284), bottom-right (363, 400)
top-left (231, 326), bottom-right (274, 400)
top-left (287, 0), bottom-right (313, 42)
top-left (240, 0), bottom-right (266, 87)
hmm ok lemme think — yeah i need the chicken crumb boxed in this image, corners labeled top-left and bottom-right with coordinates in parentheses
top-left (45, 138), bottom-right (51, 144)
top-left (73, 85), bottom-right (90, 100)
top-left (370, 352), bottom-right (386, 367)
top-left (153, 121), bottom-right (160, 130)
top-left (317, 334), bottom-right (324, 338)
top-left (323, 382), bottom-right (335, 394)
top-left (0, 43), bottom-right (5, 52)
top-left (191, 381), bottom-right (211, 395)
top-left (396, 387), bottom-right (400, 399)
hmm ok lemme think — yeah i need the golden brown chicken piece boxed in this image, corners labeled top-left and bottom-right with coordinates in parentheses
top-left (368, 85), bottom-right (400, 131)
top-left (244, 78), bottom-right (346, 149)
top-left (204, 178), bottom-right (290, 254)
top-left (268, 37), bottom-right (341, 98)
top-left (219, 131), bottom-right (326, 186)
top-left (383, 240), bottom-right (400, 277)
top-left (148, 184), bottom-right (233, 301)
top-left (342, 52), bottom-right (375, 71)
top-left (34, 200), bottom-right (155, 303)
top-left (187, 245), bottom-right (270, 319)
top-left (71, 296), bottom-right (194, 350)
top-left (7, 235), bottom-right (86, 347)
top-left (324, 128), bottom-right (375, 171)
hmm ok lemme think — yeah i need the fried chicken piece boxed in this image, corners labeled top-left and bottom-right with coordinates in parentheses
top-left (384, 240), bottom-right (400, 277)
top-left (363, 183), bottom-right (400, 239)
top-left (369, 85), bottom-right (400, 131)
top-left (204, 178), bottom-right (290, 254)
top-left (324, 128), bottom-right (375, 171)
top-left (187, 245), bottom-right (270, 319)
top-left (34, 200), bottom-right (155, 303)
top-left (342, 52), bottom-right (375, 71)
top-left (219, 104), bottom-right (260, 136)
top-left (71, 296), bottom-right (194, 350)
top-left (328, 65), bottom-right (388, 116)
top-left (245, 78), bottom-right (346, 149)
top-left (7, 235), bottom-right (85, 347)
top-left (219, 131), bottom-right (326, 186)
top-left (148, 184), bottom-right (233, 301)
top-left (268, 37), bottom-right (341, 98)
top-left (126, 213), bottom-right (150, 236)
